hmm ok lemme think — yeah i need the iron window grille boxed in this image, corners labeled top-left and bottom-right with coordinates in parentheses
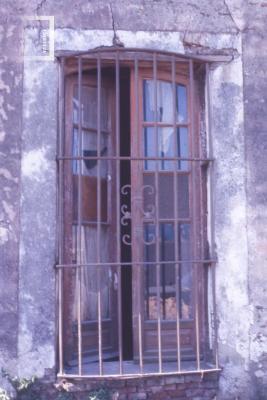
top-left (56, 48), bottom-right (220, 378)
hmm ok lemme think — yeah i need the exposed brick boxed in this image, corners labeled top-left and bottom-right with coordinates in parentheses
top-left (165, 376), bottom-right (185, 384)
top-left (184, 374), bottom-right (202, 383)
top-left (128, 393), bottom-right (147, 400)
top-left (186, 388), bottom-right (205, 396)
top-left (144, 377), bottom-right (165, 387)
top-left (150, 385), bottom-right (162, 393)
top-left (127, 379), bottom-right (145, 387)
top-left (118, 395), bottom-right (127, 400)
top-left (162, 384), bottom-right (176, 390)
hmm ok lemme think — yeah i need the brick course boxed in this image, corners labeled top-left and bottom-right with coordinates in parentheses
top-left (32, 372), bottom-right (219, 400)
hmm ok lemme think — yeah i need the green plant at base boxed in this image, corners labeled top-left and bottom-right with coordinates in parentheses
top-left (55, 393), bottom-right (75, 400)
top-left (88, 388), bottom-right (110, 400)
top-left (1, 369), bottom-right (36, 400)
top-left (0, 388), bottom-right (10, 400)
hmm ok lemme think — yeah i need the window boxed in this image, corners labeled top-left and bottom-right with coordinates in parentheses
top-left (57, 49), bottom-right (218, 377)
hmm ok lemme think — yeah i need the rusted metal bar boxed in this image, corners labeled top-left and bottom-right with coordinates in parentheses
top-left (58, 57), bottom-right (65, 375)
top-left (143, 122), bottom-right (189, 127)
top-left (189, 59), bottom-right (201, 370)
top-left (97, 54), bottom-right (103, 375)
top-left (153, 52), bottom-right (163, 373)
top-left (171, 56), bottom-right (181, 371)
top-left (57, 155), bottom-right (215, 162)
top-left (135, 55), bottom-right (144, 374)
top-left (206, 63), bottom-right (218, 368)
top-left (56, 260), bottom-right (216, 268)
top-left (57, 367), bottom-right (221, 380)
top-left (77, 56), bottom-right (83, 375)
top-left (55, 47), bottom-right (233, 63)
top-left (116, 51), bottom-right (123, 374)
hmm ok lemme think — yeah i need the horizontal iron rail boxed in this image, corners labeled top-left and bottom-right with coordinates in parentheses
top-left (56, 155), bottom-right (214, 162)
top-left (55, 260), bottom-right (217, 268)
top-left (55, 47), bottom-right (233, 63)
top-left (57, 367), bottom-right (221, 380)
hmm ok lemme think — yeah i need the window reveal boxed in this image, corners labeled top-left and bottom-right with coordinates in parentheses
top-left (57, 49), bottom-right (218, 377)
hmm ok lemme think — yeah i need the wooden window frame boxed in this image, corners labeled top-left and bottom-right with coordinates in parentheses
top-left (57, 49), bottom-right (219, 378)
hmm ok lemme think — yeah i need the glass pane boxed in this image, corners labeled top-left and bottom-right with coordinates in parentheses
top-left (177, 174), bottom-right (189, 218)
top-left (144, 223), bottom-right (177, 320)
top-left (81, 131), bottom-right (108, 177)
top-left (72, 129), bottom-right (108, 177)
top-left (143, 80), bottom-right (173, 123)
top-left (177, 84), bottom-right (187, 123)
top-left (144, 224), bottom-right (157, 320)
top-left (143, 173), bottom-right (155, 219)
top-left (73, 85), bottom-right (109, 131)
top-left (179, 223), bottom-right (193, 320)
top-left (144, 127), bottom-right (157, 171)
top-left (144, 127), bottom-right (189, 171)
top-left (177, 127), bottom-right (189, 170)
top-left (159, 174), bottom-right (174, 219)
top-left (160, 223), bottom-right (176, 320)
top-left (159, 127), bottom-right (176, 171)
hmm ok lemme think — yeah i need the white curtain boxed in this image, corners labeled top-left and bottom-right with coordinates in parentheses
top-left (73, 226), bottom-right (110, 321)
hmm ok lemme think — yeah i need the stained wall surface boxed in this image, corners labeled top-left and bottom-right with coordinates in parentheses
top-left (0, 1), bottom-right (266, 399)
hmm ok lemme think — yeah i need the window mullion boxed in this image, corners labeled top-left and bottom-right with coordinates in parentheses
top-left (189, 59), bottom-right (201, 371)
top-left (115, 51), bottom-right (123, 375)
top-left (153, 52), bottom-right (163, 373)
top-left (172, 56), bottom-right (181, 372)
top-left (77, 55), bottom-right (83, 375)
top-left (97, 53), bottom-right (103, 375)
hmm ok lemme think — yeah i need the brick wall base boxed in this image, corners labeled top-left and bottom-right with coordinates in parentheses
top-left (18, 371), bottom-right (219, 400)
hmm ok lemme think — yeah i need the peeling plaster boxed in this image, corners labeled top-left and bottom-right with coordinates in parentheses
top-left (18, 315), bottom-right (54, 378)
top-left (2, 200), bottom-right (16, 221)
top-left (55, 28), bottom-right (242, 56)
top-left (0, 131), bottom-right (6, 142)
top-left (0, 70), bottom-right (11, 93)
top-left (0, 168), bottom-right (18, 182)
top-left (21, 148), bottom-right (50, 181)
top-left (0, 96), bottom-right (7, 120)
top-left (0, 226), bottom-right (9, 245)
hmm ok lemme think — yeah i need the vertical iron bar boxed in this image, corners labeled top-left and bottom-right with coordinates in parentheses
top-left (206, 63), bottom-right (218, 368)
top-left (97, 54), bottom-right (103, 375)
top-left (116, 51), bottom-right (123, 374)
top-left (135, 55), bottom-right (144, 374)
top-left (189, 59), bottom-right (200, 370)
top-left (58, 57), bottom-right (65, 375)
top-left (153, 52), bottom-right (162, 373)
top-left (77, 56), bottom-right (83, 375)
top-left (172, 57), bottom-right (181, 371)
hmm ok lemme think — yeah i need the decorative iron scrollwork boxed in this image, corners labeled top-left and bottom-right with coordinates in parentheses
top-left (121, 204), bottom-right (131, 226)
top-left (122, 234), bottom-right (132, 246)
top-left (141, 184), bottom-right (155, 219)
top-left (121, 184), bottom-right (131, 196)
top-left (120, 183), bottom-right (156, 246)
top-left (143, 229), bottom-right (156, 245)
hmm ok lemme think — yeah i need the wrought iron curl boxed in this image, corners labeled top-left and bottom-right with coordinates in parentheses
top-left (121, 204), bottom-right (131, 226)
top-left (142, 184), bottom-right (156, 219)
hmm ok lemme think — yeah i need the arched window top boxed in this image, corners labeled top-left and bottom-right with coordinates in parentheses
top-left (57, 45), bottom-right (219, 379)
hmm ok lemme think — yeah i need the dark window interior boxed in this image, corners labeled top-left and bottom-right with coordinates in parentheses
top-left (120, 68), bottom-right (133, 360)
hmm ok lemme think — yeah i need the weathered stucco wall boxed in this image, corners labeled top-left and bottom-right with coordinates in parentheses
top-left (18, 58), bottom-right (57, 377)
top-left (243, 5), bottom-right (267, 399)
top-left (0, 15), bottom-right (23, 378)
top-left (0, 1), bottom-right (267, 399)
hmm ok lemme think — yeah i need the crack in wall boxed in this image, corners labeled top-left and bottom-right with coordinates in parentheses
top-left (223, 0), bottom-right (241, 31)
top-left (109, 2), bottom-right (124, 47)
top-left (36, 0), bottom-right (47, 16)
